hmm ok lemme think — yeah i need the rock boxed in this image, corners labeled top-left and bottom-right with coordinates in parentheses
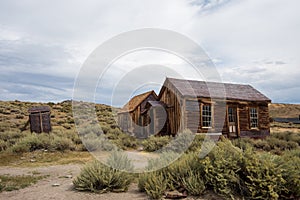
top-left (52, 183), bottom-right (60, 187)
top-left (137, 146), bottom-right (144, 151)
top-left (165, 190), bottom-right (187, 199)
top-left (20, 157), bottom-right (26, 160)
top-left (30, 159), bottom-right (36, 162)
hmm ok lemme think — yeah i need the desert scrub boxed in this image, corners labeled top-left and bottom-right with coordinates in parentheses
top-left (82, 133), bottom-right (117, 151)
top-left (239, 149), bottom-right (286, 200)
top-left (142, 135), bottom-right (170, 152)
top-left (0, 174), bottom-right (46, 192)
top-left (73, 152), bottom-right (133, 193)
top-left (10, 133), bottom-right (75, 153)
top-left (201, 139), bottom-right (243, 198)
top-left (273, 149), bottom-right (300, 199)
top-left (143, 172), bottom-right (167, 200)
top-left (112, 133), bottom-right (138, 150)
top-left (0, 140), bottom-right (8, 151)
top-left (182, 170), bottom-right (206, 196)
top-left (106, 150), bottom-right (134, 171)
top-left (164, 129), bottom-right (194, 153)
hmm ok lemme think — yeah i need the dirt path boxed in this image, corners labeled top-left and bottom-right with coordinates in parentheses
top-left (0, 164), bottom-right (221, 200)
top-left (0, 164), bottom-right (148, 200)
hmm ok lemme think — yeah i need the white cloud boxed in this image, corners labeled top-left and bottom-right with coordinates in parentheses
top-left (0, 0), bottom-right (299, 103)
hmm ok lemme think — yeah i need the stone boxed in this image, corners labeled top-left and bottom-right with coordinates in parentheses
top-left (165, 190), bottom-right (187, 199)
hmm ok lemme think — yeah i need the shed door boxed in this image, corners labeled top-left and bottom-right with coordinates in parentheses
top-left (228, 107), bottom-right (238, 137)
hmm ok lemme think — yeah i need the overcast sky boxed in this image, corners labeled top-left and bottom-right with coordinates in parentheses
top-left (0, 0), bottom-right (299, 105)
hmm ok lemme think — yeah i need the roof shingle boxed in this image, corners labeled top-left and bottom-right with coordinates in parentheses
top-left (165, 78), bottom-right (271, 102)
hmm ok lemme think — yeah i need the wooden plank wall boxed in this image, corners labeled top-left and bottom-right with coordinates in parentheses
top-left (159, 83), bottom-right (182, 136)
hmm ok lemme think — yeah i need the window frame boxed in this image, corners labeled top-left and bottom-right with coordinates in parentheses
top-left (249, 107), bottom-right (259, 129)
top-left (202, 104), bottom-right (212, 128)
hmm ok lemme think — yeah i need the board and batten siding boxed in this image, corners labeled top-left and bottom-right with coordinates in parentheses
top-left (159, 83), bottom-right (182, 136)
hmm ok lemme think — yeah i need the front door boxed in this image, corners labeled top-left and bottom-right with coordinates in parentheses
top-left (228, 107), bottom-right (238, 137)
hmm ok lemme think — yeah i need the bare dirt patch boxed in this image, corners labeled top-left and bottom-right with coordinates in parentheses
top-left (0, 164), bottom-right (149, 200)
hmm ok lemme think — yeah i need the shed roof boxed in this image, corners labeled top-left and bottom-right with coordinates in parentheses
top-left (147, 101), bottom-right (166, 107)
top-left (119, 90), bottom-right (158, 113)
top-left (160, 78), bottom-right (271, 102)
top-left (28, 106), bottom-right (51, 113)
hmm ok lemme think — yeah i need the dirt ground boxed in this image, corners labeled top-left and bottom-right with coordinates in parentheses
top-left (0, 164), bottom-right (224, 200)
top-left (0, 164), bottom-right (221, 200)
top-left (0, 164), bottom-right (149, 200)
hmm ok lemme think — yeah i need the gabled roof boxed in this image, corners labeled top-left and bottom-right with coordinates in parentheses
top-left (159, 78), bottom-right (271, 102)
top-left (119, 90), bottom-right (158, 113)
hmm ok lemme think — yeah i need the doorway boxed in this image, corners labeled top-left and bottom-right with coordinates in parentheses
top-left (228, 107), bottom-right (238, 137)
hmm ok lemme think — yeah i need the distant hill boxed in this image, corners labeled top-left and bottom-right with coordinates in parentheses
top-left (269, 103), bottom-right (300, 118)
top-left (0, 100), bottom-right (118, 133)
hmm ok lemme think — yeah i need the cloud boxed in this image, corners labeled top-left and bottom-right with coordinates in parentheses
top-left (0, 0), bottom-right (299, 104)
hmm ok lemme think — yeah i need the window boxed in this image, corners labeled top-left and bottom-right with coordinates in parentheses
top-left (228, 107), bottom-right (236, 123)
top-left (250, 107), bottom-right (258, 128)
top-left (202, 104), bottom-right (212, 127)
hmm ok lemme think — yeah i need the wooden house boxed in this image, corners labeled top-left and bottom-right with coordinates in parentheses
top-left (28, 106), bottom-right (52, 133)
top-left (117, 90), bottom-right (158, 137)
top-left (118, 78), bottom-right (271, 139)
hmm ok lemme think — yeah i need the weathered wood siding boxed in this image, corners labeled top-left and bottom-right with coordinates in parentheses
top-left (159, 84), bottom-right (182, 136)
top-left (118, 93), bottom-right (157, 134)
top-left (184, 99), bottom-right (200, 133)
top-left (239, 103), bottom-right (270, 138)
top-left (29, 111), bottom-right (51, 133)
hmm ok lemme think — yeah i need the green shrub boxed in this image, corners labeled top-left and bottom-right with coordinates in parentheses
top-left (10, 133), bottom-right (76, 153)
top-left (272, 131), bottom-right (300, 145)
top-left (187, 134), bottom-right (205, 152)
top-left (144, 172), bottom-right (167, 199)
top-left (0, 131), bottom-right (27, 142)
top-left (106, 151), bottom-right (134, 171)
top-left (51, 137), bottom-right (75, 151)
top-left (112, 133), bottom-right (138, 150)
top-left (138, 173), bottom-right (148, 192)
top-left (101, 124), bottom-right (111, 134)
top-left (73, 160), bottom-right (132, 193)
top-left (10, 141), bottom-right (30, 153)
top-left (146, 151), bottom-right (180, 172)
top-left (83, 134), bottom-right (117, 152)
top-left (275, 149), bottom-right (300, 199)
top-left (142, 136), bottom-right (170, 152)
top-left (182, 170), bottom-right (206, 196)
top-left (202, 139), bottom-right (243, 198)
top-left (165, 129), bottom-right (194, 153)
top-left (239, 148), bottom-right (286, 200)
top-left (12, 134), bottom-right (44, 153)
top-left (108, 127), bottom-right (122, 135)
top-left (0, 140), bottom-right (8, 151)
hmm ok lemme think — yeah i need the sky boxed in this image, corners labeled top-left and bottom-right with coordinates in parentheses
top-left (0, 0), bottom-right (300, 106)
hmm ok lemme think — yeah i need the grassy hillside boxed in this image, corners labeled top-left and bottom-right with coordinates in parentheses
top-left (0, 100), bottom-right (117, 133)
top-left (269, 103), bottom-right (300, 118)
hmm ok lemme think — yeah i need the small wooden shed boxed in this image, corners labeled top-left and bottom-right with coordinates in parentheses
top-left (117, 90), bottom-right (157, 135)
top-left (28, 106), bottom-right (52, 133)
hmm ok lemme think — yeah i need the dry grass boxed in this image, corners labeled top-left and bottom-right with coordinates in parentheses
top-left (269, 103), bottom-right (300, 118)
top-left (0, 151), bottom-right (93, 167)
top-left (0, 174), bottom-right (47, 192)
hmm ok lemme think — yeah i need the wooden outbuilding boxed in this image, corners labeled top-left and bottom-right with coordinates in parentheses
top-left (117, 90), bottom-right (158, 136)
top-left (28, 106), bottom-right (52, 133)
top-left (118, 78), bottom-right (271, 139)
